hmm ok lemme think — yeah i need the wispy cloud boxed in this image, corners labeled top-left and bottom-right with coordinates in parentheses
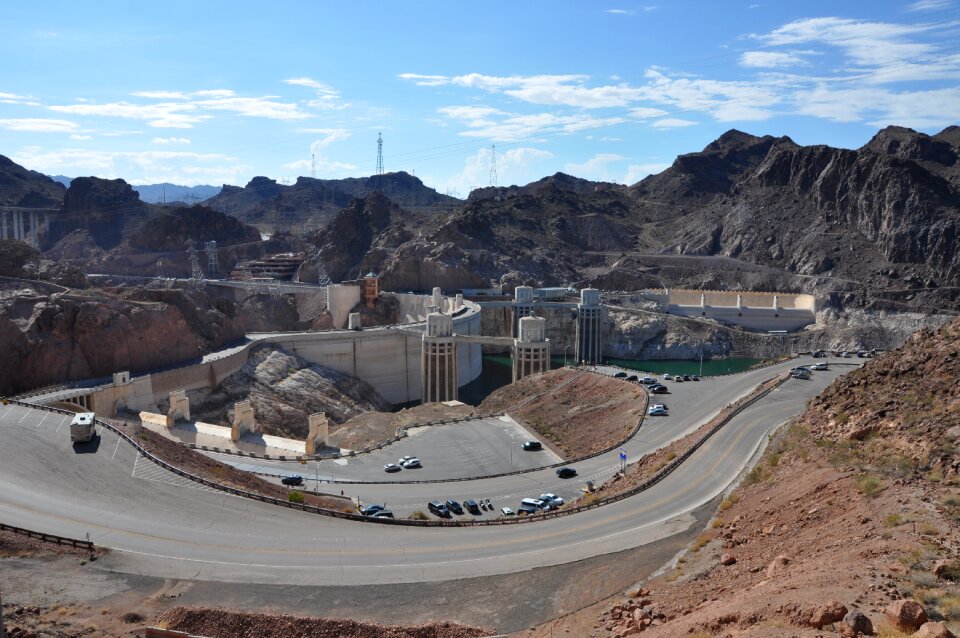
top-left (0, 118), bottom-right (79, 132)
top-left (564, 153), bottom-right (626, 181)
top-left (740, 51), bottom-right (808, 68)
top-left (283, 128), bottom-right (355, 176)
top-left (439, 146), bottom-right (554, 195)
top-left (606, 9), bottom-right (635, 15)
top-left (438, 105), bottom-right (627, 142)
top-left (650, 117), bottom-right (698, 128)
top-left (397, 73), bottom-right (449, 86)
top-left (624, 162), bottom-right (669, 184)
top-left (152, 137), bottom-right (191, 144)
top-left (284, 77), bottom-right (350, 110)
top-left (905, 0), bottom-right (952, 11)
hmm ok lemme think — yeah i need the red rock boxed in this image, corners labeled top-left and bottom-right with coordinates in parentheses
top-left (885, 599), bottom-right (928, 632)
top-left (720, 553), bottom-right (737, 566)
top-left (912, 621), bottom-right (955, 638)
top-left (807, 600), bottom-right (848, 628)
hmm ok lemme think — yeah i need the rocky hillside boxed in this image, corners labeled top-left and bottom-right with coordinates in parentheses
top-left (322, 126), bottom-right (959, 313)
top-left (0, 282), bottom-right (308, 394)
top-left (205, 171), bottom-right (460, 229)
top-left (188, 344), bottom-right (392, 439)
top-left (0, 153), bottom-right (65, 207)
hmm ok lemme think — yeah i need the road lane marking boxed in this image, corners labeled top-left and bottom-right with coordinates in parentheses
top-left (55, 415), bottom-right (69, 433)
top-left (18, 411), bottom-right (29, 424)
top-left (131, 452), bottom-right (141, 477)
top-left (112, 436), bottom-right (122, 460)
top-left (36, 412), bottom-right (49, 428)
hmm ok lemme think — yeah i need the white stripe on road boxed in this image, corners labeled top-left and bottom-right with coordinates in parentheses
top-left (112, 436), bottom-right (122, 460)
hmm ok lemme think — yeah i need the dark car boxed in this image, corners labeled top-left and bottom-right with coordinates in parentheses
top-left (428, 501), bottom-right (451, 518)
top-left (464, 499), bottom-right (481, 514)
top-left (522, 440), bottom-right (542, 451)
top-left (556, 467), bottom-right (578, 479)
top-left (614, 371), bottom-right (627, 378)
top-left (650, 384), bottom-right (669, 394)
top-left (691, 375), bottom-right (700, 381)
top-left (359, 504), bottom-right (385, 516)
top-left (281, 474), bottom-right (304, 486)
top-left (445, 500), bottom-right (464, 515)
top-left (682, 375), bottom-right (692, 381)
top-left (627, 375), bottom-right (639, 382)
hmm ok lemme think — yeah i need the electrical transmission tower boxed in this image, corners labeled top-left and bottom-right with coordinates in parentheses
top-left (375, 132), bottom-right (384, 192)
top-left (204, 240), bottom-right (219, 276)
top-left (186, 240), bottom-right (204, 286)
top-left (489, 144), bottom-right (498, 187)
top-left (311, 153), bottom-right (316, 179)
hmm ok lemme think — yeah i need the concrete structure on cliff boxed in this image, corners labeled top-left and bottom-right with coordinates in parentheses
top-left (645, 289), bottom-right (817, 333)
top-left (513, 316), bottom-right (550, 382)
top-left (421, 312), bottom-right (458, 403)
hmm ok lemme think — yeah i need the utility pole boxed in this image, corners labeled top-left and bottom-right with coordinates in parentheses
top-left (375, 132), bottom-right (384, 192)
top-left (311, 152), bottom-right (316, 179)
top-left (489, 144), bottom-right (498, 187)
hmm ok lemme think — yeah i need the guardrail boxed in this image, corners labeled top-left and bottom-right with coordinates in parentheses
top-left (12, 373), bottom-right (783, 529)
top-left (0, 522), bottom-right (95, 551)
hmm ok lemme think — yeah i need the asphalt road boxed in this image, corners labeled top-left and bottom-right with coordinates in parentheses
top-left (0, 358), bottom-right (851, 586)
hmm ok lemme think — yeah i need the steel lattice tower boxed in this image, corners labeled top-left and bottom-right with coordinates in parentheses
top-left (186, 240), bottom-right (203, 286)
top-left (375, 132), bottom-right (384, 192)
top-left (204, 240), bottom-right (219, 276)
top-left (489, 144), bottom-right (498, 187)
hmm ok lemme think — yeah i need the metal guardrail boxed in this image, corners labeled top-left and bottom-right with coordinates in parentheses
top-left (12, 374), bottom-right (783, 528)
top-left (0, 522), bottom-right (95, 551)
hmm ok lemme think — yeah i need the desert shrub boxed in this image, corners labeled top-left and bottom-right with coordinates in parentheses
top-left (835, 410), bottom-right (850, 425)
top-left (408, 510), bottom-right (428, 520)
top-left (884, 513), bottom-right (903, 527)
top-left (719, 494), bottom-right (739, 511)
top-left (287, 491), bottom-right (304, 504)
top-left (918, 522), bottom-right (940, 536)
top-left (857, 473), bottom-right (884, 498)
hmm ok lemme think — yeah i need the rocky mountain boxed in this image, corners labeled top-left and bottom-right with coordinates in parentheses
top-left (0, 154), bottom-right (65, 207)
top-left (322, 126), bottom-right (960, 312)
top-left (205, 171), bottom-right (461, 228)
top-left (130, 182), bottom-right (222, 204)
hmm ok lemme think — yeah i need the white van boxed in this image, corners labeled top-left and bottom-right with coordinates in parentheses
top-left (70, 412), bottom-right (96, 442)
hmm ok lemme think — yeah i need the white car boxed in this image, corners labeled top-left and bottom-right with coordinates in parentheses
top-left (648, 405), bottom-right (669, 416)
top-left (500, 506), bottom-right (515, 516)
top-left (663, 373), bottom-right (673, 380)
top-left (539, 493), bottom-right (564, 507)
top-left (401, 457), bottom-right (422, 469)
top-left (810, 362), bottom-right (829, 371)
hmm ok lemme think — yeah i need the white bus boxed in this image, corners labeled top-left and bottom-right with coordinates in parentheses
top-left (70, 412), bottom-right (97, 443)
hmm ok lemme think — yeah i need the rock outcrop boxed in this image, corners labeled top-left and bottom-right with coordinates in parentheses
top-left (0, 153), bottom-right (65, 207)
top-left (189, 344), bottom-right (392, 439)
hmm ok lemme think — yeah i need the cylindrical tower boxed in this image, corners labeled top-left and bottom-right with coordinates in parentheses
top-left (421, 312), bottom-right (458, 403)
top-left (512, 285), bottom-right (535, 337)
top-left (513, 316), bottom-right (550, 382)
top-left (576, 288), bottom-right (603, 365)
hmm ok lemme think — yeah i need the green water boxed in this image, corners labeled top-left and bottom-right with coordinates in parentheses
top-left (457, 355), bottom-right (762, 406)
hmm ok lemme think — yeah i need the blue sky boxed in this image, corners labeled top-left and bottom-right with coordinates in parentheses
top-left (1, 1), bottom-right (958, 195)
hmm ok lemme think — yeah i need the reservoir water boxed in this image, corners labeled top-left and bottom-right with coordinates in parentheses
top-left (457, 355), bottom-right (762, 406)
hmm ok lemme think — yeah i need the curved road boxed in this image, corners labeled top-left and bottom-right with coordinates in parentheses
top-left (0, 359), bottom-right (850, 586)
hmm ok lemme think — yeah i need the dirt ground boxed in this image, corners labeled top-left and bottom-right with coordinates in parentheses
top-left (478, 369), bottom-right (647, 458)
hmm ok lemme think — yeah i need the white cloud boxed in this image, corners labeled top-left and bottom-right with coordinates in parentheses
top-left (624, 162), bottom-right (669, 184)
top-left (440, 146), bottom-right (554, 195)
top-left (49, 101), bottom-right (206, 128)
top-left (12, 147), bottom-right (250, 186)
top-left (193, 89), bottom-right (235, 98)
top-left (283, 128), bottom-right (355, 176)
top-left (70, 134), bottom-right (92, 140)
top-left (905, 0), bottom-right (951, 11)
top-left (193, 96), bottom-right (311, 120)
top-left (795, 83), bottom-right (960, 128)
top-left (444, 109), bottom-right (627, 142)
top-left (0, 118), bottom-right (79, 132)
top-left (629, 106), bottom-right (669, 119)
top-left (564, 153), bottom-right (626, 181)
top-left (639, 69), bottom-right (780, 121)
top-left (152, 137), bottom-right (191, 144)
top-left (447, 73), bottom-right (646, 108)
top-left (283, 77), bottom-right (349, 110)
top-left (740, 51), bottom-right (807, 68)
top-left (606, 9), bottom-right (634, 15)
top-left (398, 73), bottom-right (450, 86)
top-left (651, 118), bottom-right (698, 128)
top-left (132, 90), bottom-right (188, 99)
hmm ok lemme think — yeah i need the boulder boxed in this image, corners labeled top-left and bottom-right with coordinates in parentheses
top-left (842, 610), bottom-right (874, 635)
top-left (720, 553), bottom-right (737, 566)
top-left (807, 600), bottom-right (848, 629)
top-left (766, 554), bottom-right (791, 577)
top-left (912, 622), bottom-right (955, 638)
top-left (885, 599), bottom-right (928, 632)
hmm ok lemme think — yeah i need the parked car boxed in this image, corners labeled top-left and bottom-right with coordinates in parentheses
top-left (674, 375), bottom-right (684, 382)
top-left (648, 405), bottom-right (668, 416)
top-left (359, 504), bottom-right (386, 516)
top-left (281, 474), bottom-right (304, 486)
top-left (464, 499), bottom-right (481, 514)
top-left (522, 440), bottom-right (542, 451)
top-left (500, 506), bottom-right (516, 516)
top-left (639, 377), bottom-right (657, 385)
top-left (663, 373), bottom-right (673, 380)
top-left (372, 510), bottom-right (394, 519)
top-left (691, 375), bottom-right (700, 381)
top-left (445, 500), bottom-right (464, 515)
top-left (401, 457), bottom-right (422, 469)
top-left (383, 463), bottom-right (402, 473)
top-left (791, 369), bottom-right (811, 380)
top-left (812, 350), bottom-right (827, 358)
top-left (556, 467), bottom-right (578, 478)
top-left (540, 493), bottom-right (564, 507)
top-left (399, 455), bottom-right (415, 464)
top-left (810, 362), bottom-right (829, 371)
top-left (682, 375), bottom-right (692, 381)
top-left (650, 384), bottom-right (669, 394)
top-left (614, 371), bottom-right (628, 378)
top-left (518, 503), bottom-right (540, 515)
top-left (627, 375), bottom-right (639, 382)
top-left (428, 501), bottom-right (451, 518)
